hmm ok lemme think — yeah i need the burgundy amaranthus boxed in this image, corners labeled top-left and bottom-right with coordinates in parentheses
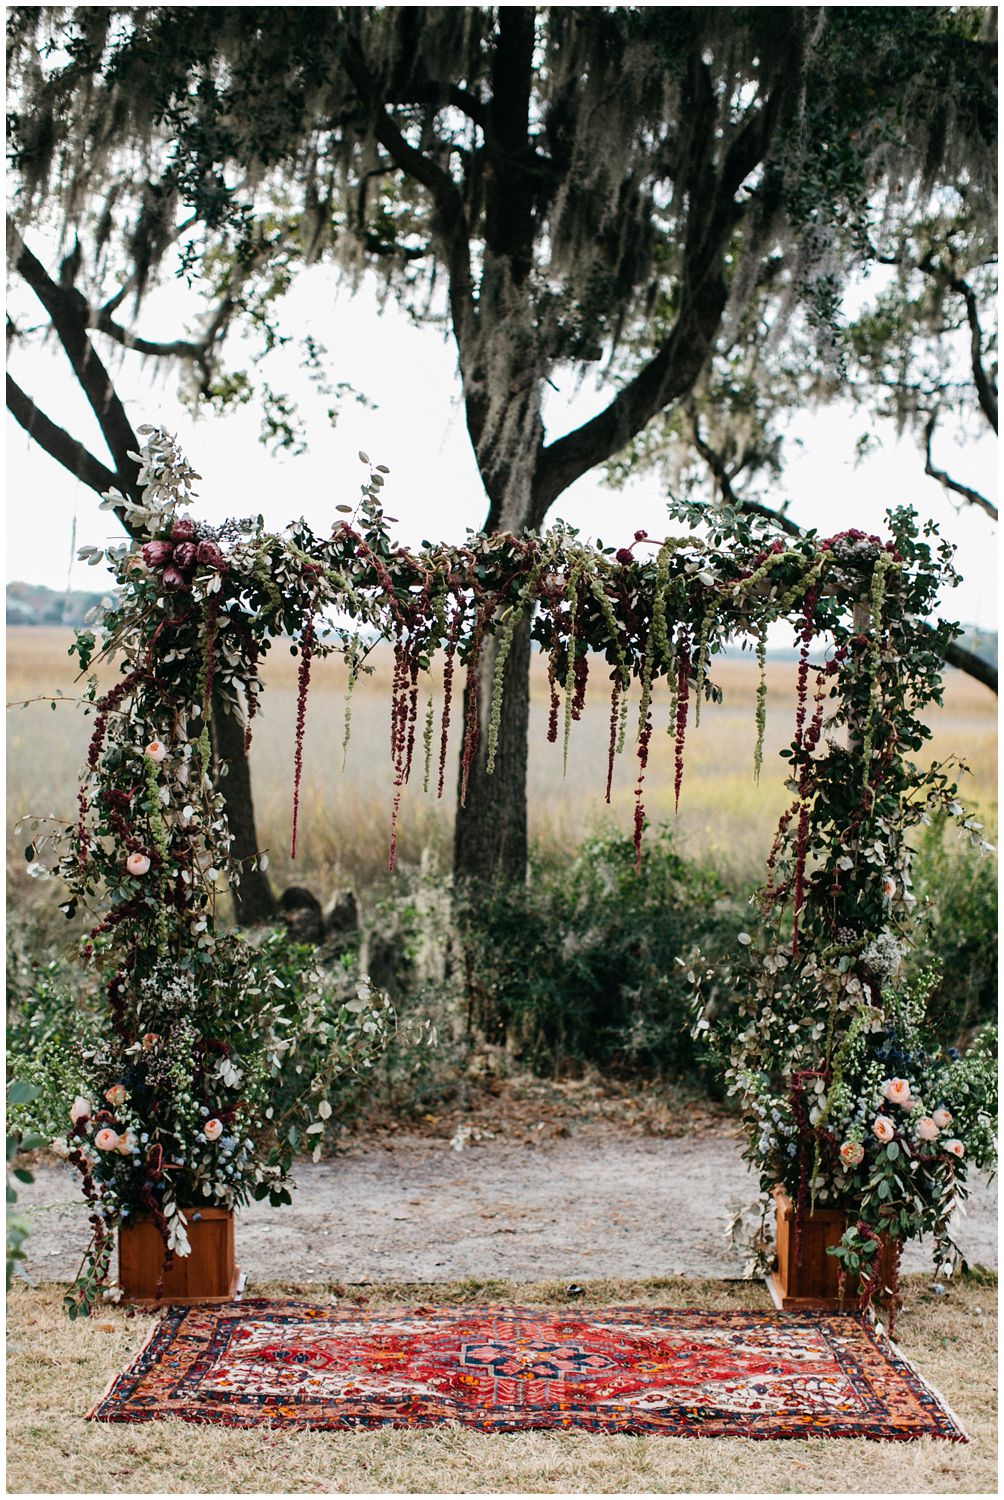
top-left (290, 618), bottom-right (315, 861)
top-left (633, 710), bottom-right (653, 870)
top-left (437, 598), bottom-right (463, 799)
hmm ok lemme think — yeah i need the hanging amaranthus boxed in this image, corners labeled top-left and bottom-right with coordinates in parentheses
top-left (673, 627), bottom-right (692, 811)
top-left (753, 622), bottom-right (768, 782)
top-left (561, 560), bottom-right (582, 774)
top-left (437, 596), bottom-right (464, 799)
top-left (290, 618), bottom-right (315, 861)
top-left (859, 551), bottom-right (896, 799)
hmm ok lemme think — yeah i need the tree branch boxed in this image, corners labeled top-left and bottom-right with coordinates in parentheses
top-left (689, 408), bottom-right (802, 538)
top-left (8, 220), bottom-right (141, 503)
top-left (924, 412), bottom-right (998, 520)
top-left (6, 375), bottom-right (122, 500)
top-left (919, 254), bottom-right (998, 434)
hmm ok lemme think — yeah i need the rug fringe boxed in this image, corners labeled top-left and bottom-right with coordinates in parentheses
top-left (87, 1308), bottom-right (169, 1420)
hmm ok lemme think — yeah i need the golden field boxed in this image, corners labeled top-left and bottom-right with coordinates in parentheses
top-left (6, 626), bottom-right (997, 898)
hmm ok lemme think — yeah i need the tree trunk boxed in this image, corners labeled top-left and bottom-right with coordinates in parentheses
top-left (210, 692), bottom-right (278, 925)
top-left (453, 614), bottom-right (531, 889)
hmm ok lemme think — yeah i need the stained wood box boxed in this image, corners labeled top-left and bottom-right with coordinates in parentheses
top-left (769, 1186), bottom-right (900, 1311)
top-left (119, 1207), bottom-right (240, 1304)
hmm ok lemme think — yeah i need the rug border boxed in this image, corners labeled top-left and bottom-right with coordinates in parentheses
top-left (867, 1318), bottom-right (970, 1444)
top-left (85, 1300), bottom-right (971, 1442)
top-left (86, 1308), bottom-right (169, 1421)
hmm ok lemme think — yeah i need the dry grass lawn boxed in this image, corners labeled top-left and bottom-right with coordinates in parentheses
top-left (6, 1273), bottom-right (996, 1494)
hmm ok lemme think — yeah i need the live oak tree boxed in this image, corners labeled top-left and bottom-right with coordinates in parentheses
top-left (606, 200), bottom-right (998, 692)
top-left (7, 5), bottom-right (997, 888)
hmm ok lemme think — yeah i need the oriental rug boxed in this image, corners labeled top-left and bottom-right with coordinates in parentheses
top-left (89, 1301), bottom-right (967, 1440)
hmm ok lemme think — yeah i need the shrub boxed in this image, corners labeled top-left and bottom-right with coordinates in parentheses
top-left (457, 824), bottom-right (745, 1079)
top-left (909, 815), bottom-right (998, 1043)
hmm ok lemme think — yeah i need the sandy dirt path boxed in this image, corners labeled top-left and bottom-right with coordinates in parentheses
top-left (18, 1125), bottom-right (996, 1288)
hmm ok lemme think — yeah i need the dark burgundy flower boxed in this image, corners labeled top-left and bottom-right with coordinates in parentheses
top-left (172, 541), bottom-right (198, 571)
top-left (171, 518), bottom-right (196, 542)
top-left (196, 540), bottom-right (224, 569)
top-left (615, 548), bottom-right (634, 566)
top-left (162, 565), bottom-right (191, 590)
top-left (633, 529), bottom-right (648, 542)
top-left (141, 540), bottom-right (174, 569)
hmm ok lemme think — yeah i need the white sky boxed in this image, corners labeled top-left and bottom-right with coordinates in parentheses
top-left (5, 267), bottom-right (999, 629)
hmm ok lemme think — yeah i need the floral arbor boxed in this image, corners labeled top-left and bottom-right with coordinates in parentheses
top-left (16, 428), bottom-right (996, 1319)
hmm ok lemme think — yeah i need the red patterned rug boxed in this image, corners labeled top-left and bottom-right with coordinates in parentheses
top-left (89, 1301), bottom-right (966, 1440)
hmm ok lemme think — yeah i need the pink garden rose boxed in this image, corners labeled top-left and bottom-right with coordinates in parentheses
top-left (70, 1096), bottom-right (91, 1125)
top-left (932, 1107), bottom-right (953, 1129)
top-left (116, 1130), bottom-right (137, 1156)
top-left (839, 1140), bottom-right (865, 1168)
top-left (872, 1115), bottom-right (895, 1143)
top-left (104, 1083), bottom-right (128, 1109)
top-left (145, 739), bottom-right (168, 763)
top-left (915, 1116), bottom-right (940, 1142)
top-left (203, 1119), bottom-right (223, 1141)
top-left (943, 1139), bottom-right (965, 1159)
top-left (94, 1128), bottom-right (120, 1152)
top-left (126, 852), bottom-right (151, 877)
top-left (883, 1078), bottom-right (912, 1107)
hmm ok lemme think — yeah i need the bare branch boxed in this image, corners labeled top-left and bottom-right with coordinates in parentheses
top-left (924, 412), bottom-right (998, 520)
top-left (6, 374), bottom-right (122, 501)
top-left (919, 254), bottom-right (998, 434)
top-left (337, 36), bottom-right (477, 357)
top-left (8, 220), bottom-right (140, 500)
top-left (689, 408), bottom-right (803, 538)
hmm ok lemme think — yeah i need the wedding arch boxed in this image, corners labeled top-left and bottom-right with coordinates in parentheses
top-left (24, 426), bottom-right (993, 1317)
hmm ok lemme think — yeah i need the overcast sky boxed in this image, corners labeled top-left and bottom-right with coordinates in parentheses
top-left (6, 267), bottom-right (998, 628)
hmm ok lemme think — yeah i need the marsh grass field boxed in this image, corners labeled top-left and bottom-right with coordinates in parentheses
top-left (6, 626), bottom-right (997, 904)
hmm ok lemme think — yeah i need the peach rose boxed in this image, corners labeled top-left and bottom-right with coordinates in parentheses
top-left (116, 1130), bottom-right (137, 1156)
top-left (872, 1115), bottom-right (895, 1143)
top-left (126, 852), bottom-right (151, 877)
top-left (943, 1139), bottom-right (965, 1159)
top-left (915, 1116), bottom-right (940, 1142)
top-left (203, 1118), bottom-right (223, 1141)
top-left (883, 1078), bottom-right (912, 1107)
top-left (145, 739), bottom-right (168, 763)
top-left (839, 1140), bottom-right (865, 1168)
top-left (70, 1096), bottom-right (91, 1125)
top-left (141, 1033), bottom-right (160, 1051)
top-left (932, 1107), bottom-right (953, 1130)
top-left (105, 1083), bottom-right (128, 1108)
top-left (94, 1127), bottom-right (120, 1152)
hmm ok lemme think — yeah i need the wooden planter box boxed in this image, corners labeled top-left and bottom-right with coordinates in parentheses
top-left (119, 1207), bottom-right (240, 1305)
top-left (768, 1187), bottom-right (900, 1312)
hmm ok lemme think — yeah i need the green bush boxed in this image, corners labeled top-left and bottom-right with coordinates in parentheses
top-left (909, 816), bottom-right (998, 1044)
top-left (457, 825), bottom-right (745, 1079)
